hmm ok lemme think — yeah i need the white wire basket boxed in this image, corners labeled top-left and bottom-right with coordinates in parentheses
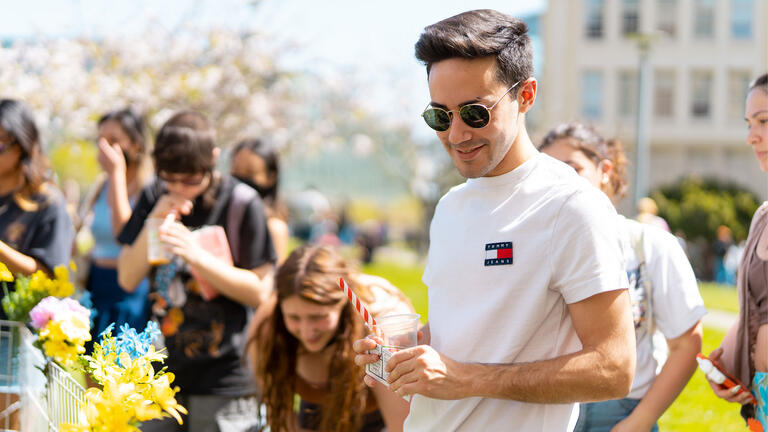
top-left (0, 320), bottom-right (86, 432)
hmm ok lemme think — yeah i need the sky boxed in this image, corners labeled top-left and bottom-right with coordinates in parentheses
top-left (1, 0), bottom-right (546, 132)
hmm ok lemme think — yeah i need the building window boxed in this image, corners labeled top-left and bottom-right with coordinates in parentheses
top-left (656, 0), bottom-right (677, 37)
top-left (690, 71), bottom-right (713, 119)
top-left (582, 70), bottom-right (603, 119)
top-left (654, 70), bottom-right (675, 118)
top-left (622, 0), bottom-right (640, 35)
top-left (618, 70), bottom-right (638, 118)
top-left (693, 0), bottom-right (715, 38)
top-left (731, 0), bottom-right (753, 39)
top-left (585, 0), bottom-right (604, 39)
top-left (728, 70), bottom-right (752, 122)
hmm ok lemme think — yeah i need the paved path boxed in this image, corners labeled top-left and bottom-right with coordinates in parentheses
top-left (702, 309), bottom-right (738, 332)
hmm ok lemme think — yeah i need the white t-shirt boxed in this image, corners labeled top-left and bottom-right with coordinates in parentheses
top-left (618, 216), bottom-right (706, 399)
top-left (406, 153), bottom-right (627, 432)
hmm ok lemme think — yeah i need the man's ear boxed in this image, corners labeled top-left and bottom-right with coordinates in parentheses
top-left (518, 78), bottom-right (538, 114)
top-left (212, 147), bottom-right (221, 165)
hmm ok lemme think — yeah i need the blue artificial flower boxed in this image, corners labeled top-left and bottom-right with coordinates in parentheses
top-left (100, 323), bottom-right (115, 340)
top-left (99, 321), bottom-right (162, 367)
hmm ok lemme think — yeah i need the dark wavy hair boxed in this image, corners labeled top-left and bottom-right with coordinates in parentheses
top-left (251, 245), bottom-right (368, 432)
top-left (414, 9), bottom-right (533, 93)
top-left (231, 138), bottom-right (287, 220)
top-left (749, 72), bottom-right (768, 94)
top-left (539, 122), bottom-right (629, 202)
top-left (0, 99), bottom-right (53, 211)
top-left (98, 108), bottom-right (147, 161)
top-left (153, 111), bottom-right (215, 175)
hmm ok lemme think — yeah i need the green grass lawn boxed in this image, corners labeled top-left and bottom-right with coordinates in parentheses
top-left (699, 282), bottom-right (740, 314)
top-left (363, 257), bottom-right (748, 431)
top-left (658, 326), bottom-right (747, 431)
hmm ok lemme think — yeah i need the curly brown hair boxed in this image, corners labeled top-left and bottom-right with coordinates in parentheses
top-left (250, 244), bottom-right (370, 432)
top-left (539, 122), bottom-right (628, 202)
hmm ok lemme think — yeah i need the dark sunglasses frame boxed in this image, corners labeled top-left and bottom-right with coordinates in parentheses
top-left (421, 81), bottom-right (522, 132)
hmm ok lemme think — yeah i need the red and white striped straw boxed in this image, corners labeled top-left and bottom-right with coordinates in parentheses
top-left (339, 277), bottom-right (377, 328)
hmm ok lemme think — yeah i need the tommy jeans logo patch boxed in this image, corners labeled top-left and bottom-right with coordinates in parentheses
top-left (485, 242), bottom-right (513, 266)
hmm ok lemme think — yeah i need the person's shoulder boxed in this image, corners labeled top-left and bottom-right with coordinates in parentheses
top-left (534, 153), bottom-right (585, 184)
top-left (437, 182), bottom-right (468, 202)
top-left (637, 219), bottom-right (680, 245)
top-left (529, 153), bottom-right (600, 202)
top-left (556, 181), bottom-right (616, 220)
top-left (34, 183), bottom-right (68, 210)
top-left (622, 216), bottom-right (683, 258)
top-left (226, 175), bottom-right (267, 209)
top-left (754, 202), bottom-right (768, 219)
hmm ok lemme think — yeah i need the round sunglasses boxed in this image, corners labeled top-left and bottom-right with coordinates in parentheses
top-left (421, 81), bottom-right (521, 132)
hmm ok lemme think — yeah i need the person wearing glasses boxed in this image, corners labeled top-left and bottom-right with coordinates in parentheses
top-left (540, 122), bottom-right (705, 432)
top-left (0, 98), bottom-right (74, 430)
top-left (76, 108), bottom-right (152, 349)
top-left (705, 73), bottom-right (768, 430)
top-left (353, 10), bottom-right (635, 431)
top-left (117, 111), bottom-right (276, 431)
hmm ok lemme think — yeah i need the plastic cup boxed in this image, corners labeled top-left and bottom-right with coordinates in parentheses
top-left (370, 313), bottom-right (420, 349)
top-left (365, 313), bottom-right (420, 392)
top-left (146, 218), bottom-right (172, 265)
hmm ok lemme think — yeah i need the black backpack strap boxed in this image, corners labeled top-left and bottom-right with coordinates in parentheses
top-left (226, 182), bottom-right (257, 264)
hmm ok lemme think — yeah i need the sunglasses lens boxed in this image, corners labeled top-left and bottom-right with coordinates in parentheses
top-left (423, 108), bottom-right (451, 132)
top-left (459, 105), bottom-right (491, 128)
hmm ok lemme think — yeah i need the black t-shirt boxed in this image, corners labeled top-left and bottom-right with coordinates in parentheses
top-left (118, 175), bottom-right (276, 396)
top-left (0, 187), bottom-right (74, 319)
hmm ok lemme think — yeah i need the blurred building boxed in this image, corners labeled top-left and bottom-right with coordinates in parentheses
top-left (540, 0), bottom-right (768, 213)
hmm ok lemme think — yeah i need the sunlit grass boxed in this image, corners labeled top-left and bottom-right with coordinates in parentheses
top-left (658, 326), bottom-right (746, 431)
top-left (699, 282), bottom-right (740, 314)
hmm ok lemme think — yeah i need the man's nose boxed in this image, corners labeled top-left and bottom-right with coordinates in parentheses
top-left (447, 115), bottom-right (472, 145)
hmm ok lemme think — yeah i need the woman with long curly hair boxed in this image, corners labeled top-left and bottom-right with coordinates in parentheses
top-left (250, 244), bottom-right (412, 432)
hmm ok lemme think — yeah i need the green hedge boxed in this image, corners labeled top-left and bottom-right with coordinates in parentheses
top-left (652, 176), bottom-right (760, 242)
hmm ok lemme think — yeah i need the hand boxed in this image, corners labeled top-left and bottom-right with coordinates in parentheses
top-left (385, 345), bottom-right (467, 400)
top-left (158, 222), bottom-right (204, 265)
top-left (148, 194), bottom-right (193, 220)
top-left (354, 336), bottom-right (385, 387)
top-left (97, 137), bottom-right (127, 177)
top-left (705, 348), bottom-right (754, 405)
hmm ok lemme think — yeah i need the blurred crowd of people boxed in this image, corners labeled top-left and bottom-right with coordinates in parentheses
top-left (0, 7), bottom-right (765, 432)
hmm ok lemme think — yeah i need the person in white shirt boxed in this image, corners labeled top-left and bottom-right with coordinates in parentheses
top-left (353, 9), bottom-right (636, 432)
top-left (540, 122), bottom-right (706, 432)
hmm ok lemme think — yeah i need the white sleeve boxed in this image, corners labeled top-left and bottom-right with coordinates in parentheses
top-left (548, 189), bottom-right (628, 304)
top-left (644, 226), bottom-right (707, 339)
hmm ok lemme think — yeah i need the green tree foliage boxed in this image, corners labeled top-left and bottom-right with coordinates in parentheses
top-left (651, 176), bottom-right (760, 242)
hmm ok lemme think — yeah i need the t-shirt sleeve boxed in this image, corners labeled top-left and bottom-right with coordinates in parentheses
top-left (645, 226), bottom-right (707, 339)
top-left (548, 189), bottom-right (627, 304)
top-left (118, 186), bottom-right (155, 245)
top-left (235, 197), bottom-right (276, 269)
top-left (26, 196), bottom-right (74, 272)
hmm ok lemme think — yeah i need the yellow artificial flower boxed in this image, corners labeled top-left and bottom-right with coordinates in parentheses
top-left (0, 262), bottom-right (13, 282)
top-left (150, 373), bottom-right (187, 424)
top-left (51, 265), bottom-right (75, 297)
top-left (28, 270), bottom-right (53, 293)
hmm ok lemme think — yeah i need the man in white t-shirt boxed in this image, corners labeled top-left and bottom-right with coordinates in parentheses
top-left (354, 9), bottom-right (636, 431)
